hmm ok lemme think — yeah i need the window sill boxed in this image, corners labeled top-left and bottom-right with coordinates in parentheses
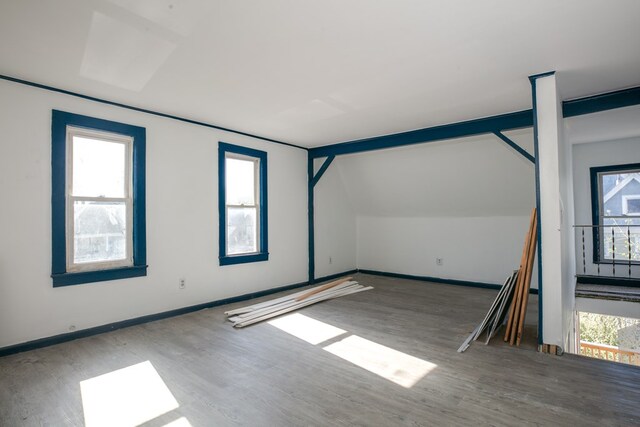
top-left (52, 265), bottom-right (148, 287)
top-left (220, 252), bottom-right (269, 266)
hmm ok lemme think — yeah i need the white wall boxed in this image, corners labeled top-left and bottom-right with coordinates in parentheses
top-left (358, 215), bottom-right (536, 285)
top-left (313, 158), bottom-right (357, 278)
top-left (335, 131), bottom-right (537, 286)
top-left (572, 136), bottom-right (640, 276)
top-left (0, 80), bottom-right (308, 348)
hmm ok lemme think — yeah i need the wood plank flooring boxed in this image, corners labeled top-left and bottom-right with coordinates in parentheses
top-left (1, 273), bottom-right (639, 426)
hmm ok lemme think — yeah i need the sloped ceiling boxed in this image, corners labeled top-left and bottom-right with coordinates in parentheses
top-left (565, 105), bottom-right (640, 145)
top-left (335, 129), bottom-right (535, 217)
top-left (0, 1), bottom-right (639, 147)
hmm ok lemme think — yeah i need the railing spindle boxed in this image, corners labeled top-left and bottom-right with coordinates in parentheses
top-left (597, 228), bottom-right (601, 276)
top-left (612, 227), bottom-right (616, 277)
top-left (629, 226), bottom-right (632, 278)
top-left (582, 228), bottom-right (586, 274)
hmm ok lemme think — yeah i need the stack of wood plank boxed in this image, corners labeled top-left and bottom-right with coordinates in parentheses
top-left (504, 208), bottom-right (538, 346)
top-left (458, 208), bottom-right (538, 352)
top-left (457, 271), bottom-right (519, 352)
top-left (225, 277), bottom-right (373, 328)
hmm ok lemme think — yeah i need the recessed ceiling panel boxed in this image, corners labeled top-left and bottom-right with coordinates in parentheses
top-left (80, 11), bottom-right (176, 92)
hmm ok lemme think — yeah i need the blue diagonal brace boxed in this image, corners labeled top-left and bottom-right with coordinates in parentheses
top-left (311, 155), bottom-right (335, 187)
top-left (493, 131), bottom-right (535, 163)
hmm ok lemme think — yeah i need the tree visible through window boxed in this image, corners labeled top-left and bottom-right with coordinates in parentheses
top-left (226, 156), bottom-right (258, 255)
top-left (69, 129), bottom-right (132, 269)
top-left (218, 142), bottom-right (268, 265)
top-left (51, 110), bottom-right (146, 286)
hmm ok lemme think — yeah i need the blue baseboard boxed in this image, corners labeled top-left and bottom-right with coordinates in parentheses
top-left (1, 268), bottom-right (535, 357)
top-left (0, 270), bottom-right (356, 358)
top-left (313, 269), bottom-right (359, 283)
top-left (357, 269), bottom-right (539, 295)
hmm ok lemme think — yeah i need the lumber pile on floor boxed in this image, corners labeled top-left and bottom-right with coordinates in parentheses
top-left (458, 208), bottom-right (538, 352)
top-left (225, 277), bottom-right (373, 328)
top-left (504, 208), bottom-right (538, 346)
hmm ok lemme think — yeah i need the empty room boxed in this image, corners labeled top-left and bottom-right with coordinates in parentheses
top-left (1, 1), bottom-right (640, 426)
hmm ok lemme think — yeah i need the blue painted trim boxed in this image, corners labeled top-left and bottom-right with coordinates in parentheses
top-left (309, 110), bottom-right (534, 158)
top-left (529, 71), bottom-right (556, 80)
top-left (528, 74), bottom-right (545, 345)
top-left (311, 155), bottom-right (336, 187)
top-left (493, 131), bottom-right (535, 163)
top-left (358, 269), bottom-right (539, 294)
top-left (1, 74), bottom-right (306, 151)
top-left (315, 269), bottom-right (358, 283)
top-left (51, 110), bottom-right (147, 287)
top-left (218, 142), bottom-right (268, 266)
top-left (308, 153), bottom-right (315, 284)
top-left (589, 162), bottom-right (640, 265)
top-left (220, 253), bottom-right (269, 266)
top-left (563, 86), bottom-right (640, 118)
top-left (1, 279), bottom-right (305, 357)
top-left (0, 268), bottom-right (358, 357)
top-left (52, 266), bottom-right (148, 287)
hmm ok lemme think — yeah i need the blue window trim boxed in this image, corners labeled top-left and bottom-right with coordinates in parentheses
top-left (590, 162), bottom-right (640, 264)
top-left (218, 142), bottom-right (268, 266)
top-left (51, 110), bottom-right (147, 287)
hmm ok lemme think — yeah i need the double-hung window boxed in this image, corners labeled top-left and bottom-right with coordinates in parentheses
top-left (590, 163), bottom-right (640, 264)
top-left (51, 110), bottom-right (146, 286)
top-left (218, 142), bottom-right (268, 265)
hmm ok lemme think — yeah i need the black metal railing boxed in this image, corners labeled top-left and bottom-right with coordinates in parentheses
top-left (574, 224), bottom-right (640, 283)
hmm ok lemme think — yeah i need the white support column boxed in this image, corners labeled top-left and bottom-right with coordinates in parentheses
top-left (532, 72), bottom-right (575, 351)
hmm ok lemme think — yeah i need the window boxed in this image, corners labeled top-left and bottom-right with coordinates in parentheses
top-left (623, 195), bottom-right (640, 216)
top-left (218, 142), bottom-right (268, 265)
top-left (590, 163), bottom-right (640, 264)
top-left (52, 110), bottom-right (146, 286)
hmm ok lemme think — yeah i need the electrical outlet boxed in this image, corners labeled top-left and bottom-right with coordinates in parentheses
top-left (179, 278), bottom-right (186, 289)
top-left (436, 258), bottom-right (443, 266)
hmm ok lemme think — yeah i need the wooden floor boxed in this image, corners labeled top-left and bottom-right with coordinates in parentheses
top-left (1, 273), bottom-right (639, 426)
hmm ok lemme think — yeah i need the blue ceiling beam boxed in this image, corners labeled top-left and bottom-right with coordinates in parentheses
top-left (309, 85), bottom-right (640, 159)
top-left (493, 131), bottom-right (535, 163)
top-left (309, 110), bottom-right (533, 159)
top-left (563, 86), bottom-right (640, 118)
top-left (311, 155), bottom-right (335, 187)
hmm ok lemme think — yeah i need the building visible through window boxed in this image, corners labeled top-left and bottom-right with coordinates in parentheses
top-left (51, 110), bottom-right (146, 286)
top-left (68, 129), bottom-right (132, 270)
top-left (592, 164), bottom-right (640, 263)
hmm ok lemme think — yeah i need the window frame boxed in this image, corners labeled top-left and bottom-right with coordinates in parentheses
top-left (622, 195), bottom-right (640, 216)
top-left (590, 162), bottom-right (640, 265)
top-left (218, 142), bottom-right (268, 266)
top-left (52, 110), bottom-right (147, 286)
top-left (66, 126), bottom-right (134, 272)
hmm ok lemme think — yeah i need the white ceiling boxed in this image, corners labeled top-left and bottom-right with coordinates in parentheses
top-left (1, 0), bottom-right (639, 147)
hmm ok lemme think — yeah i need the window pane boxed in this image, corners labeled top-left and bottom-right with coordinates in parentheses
top-left (627, 198), bottom-right (640, 215)
top-left (227, 207), bottom-right (257, 255)
top-left (73, 136), bottom-right (126, 197)
top-left (226, 157), bottom-right (255, 205)
top-left (74, 201), bottom-right (127, 263)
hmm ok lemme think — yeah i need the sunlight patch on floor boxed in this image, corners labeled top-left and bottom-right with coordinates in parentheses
top-left (80, 360), bottom-right (179, 427)
top-left (268, 313), bottom-right (347, 344)
top-left (268, 312), bottom-right (436, 388)
top-left (323, 335), bottom-right (437, 388)
top-left (162, 416), bottom-right (193, 427)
